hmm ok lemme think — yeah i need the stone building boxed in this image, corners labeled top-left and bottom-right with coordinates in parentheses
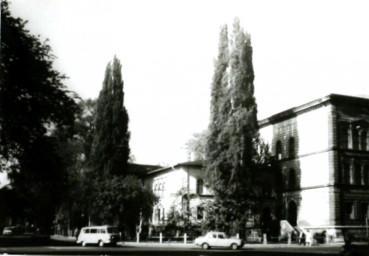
top-left (259, 94), bottom-right (369, 227)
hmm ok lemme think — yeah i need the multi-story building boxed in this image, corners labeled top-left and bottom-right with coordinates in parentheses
top-left (259, 94), bottom-right (369, 227)
top-left (144, 160), bottom-right (212, 228)
top-left (145, 94), bottom-right (369, 235)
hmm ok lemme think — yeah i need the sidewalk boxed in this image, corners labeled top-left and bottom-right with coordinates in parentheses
top-left (50, 235), bottom-right (343, 249)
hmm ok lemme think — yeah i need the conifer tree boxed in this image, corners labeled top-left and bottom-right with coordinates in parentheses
top-left (92, 56), bottom-right (130, 176)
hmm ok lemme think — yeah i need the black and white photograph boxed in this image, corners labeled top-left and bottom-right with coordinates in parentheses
top-left (1, 0), bottom-right (369, 255)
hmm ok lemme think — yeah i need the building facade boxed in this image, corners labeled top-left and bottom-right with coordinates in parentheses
top-left (144, 160), bottom-right (213, 228)
top-left (259, 94), bottom-right (369, 227)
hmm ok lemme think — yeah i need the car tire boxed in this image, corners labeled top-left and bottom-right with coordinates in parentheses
top-left (82, 241), bottom-right (87, 247)
top-left (231, 243), bottom-right (238, 250)
top-left (202, 243), bottom-right (210, 249)
top-left (98, 240), bottom-right (104, 247)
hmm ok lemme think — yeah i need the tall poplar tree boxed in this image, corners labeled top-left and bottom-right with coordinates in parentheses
top-left (205, 18), bottom-right (258, 234)
top-left (92, 56), bottom-right (130, 176)
top-left (206, 25), bottom-right (231, 193)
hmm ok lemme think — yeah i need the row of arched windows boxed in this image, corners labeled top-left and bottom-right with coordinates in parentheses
top-left (342, 160), bottom-right (369, 186)
top-left (276, 137), bottom-right (296, 160)
top-left (340, 123), bottom-right (368, 151)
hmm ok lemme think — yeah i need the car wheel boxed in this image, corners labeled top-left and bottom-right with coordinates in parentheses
top-left (231, 243), bottom-right (238, 250)
top-left (98, 240), bottom-right (104, 247)
top-left (202, 243), bottom-right (210, 249)
top-left (82, 241), bottom-right (87, 247)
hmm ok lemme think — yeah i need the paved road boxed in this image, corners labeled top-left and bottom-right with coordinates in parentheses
top-left (0, 244), bottom-right (341, 255)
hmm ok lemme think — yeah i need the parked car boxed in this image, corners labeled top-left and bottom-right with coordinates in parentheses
top-left (194, 231), bottom-right (244, 250)
top-left (246, 229), bottom-right (262, 243)
top-left (76, 225), bottom-right (120, 247)
top-left (2, 226), bottom-right (23, 235)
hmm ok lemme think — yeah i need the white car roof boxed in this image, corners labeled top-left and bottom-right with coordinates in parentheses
top-left (82, 225), bottom-right (115, 229)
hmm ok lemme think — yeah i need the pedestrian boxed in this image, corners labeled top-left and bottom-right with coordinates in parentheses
top-left (305, 230), bottom-right (312, 247)
top-left (299, 231), bottom-right (306, 245)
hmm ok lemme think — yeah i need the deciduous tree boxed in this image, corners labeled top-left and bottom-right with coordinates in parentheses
top-left (0, 0), bottom-right (79, 232)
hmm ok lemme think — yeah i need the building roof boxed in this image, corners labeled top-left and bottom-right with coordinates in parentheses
top-left (147, 159), bottom-right (205, 176)
top-left (258, 94), bottom-right (369, 128)
top-left (127, 163), bottom-right (163, 177)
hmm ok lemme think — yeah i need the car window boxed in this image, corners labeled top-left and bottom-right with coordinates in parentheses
top-left (90, 229), bottom-right (97, 233)
top-left (100, 229), bottom-right (106, 233)
top-left (212, 234), bottom-right (216, 238)
top-left (84, 229), bottom-right (90, 234)
top-left (218, 234), bottom-right (225, 239)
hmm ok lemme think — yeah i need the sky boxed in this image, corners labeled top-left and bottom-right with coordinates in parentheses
top-left (7, 0), bottom-right (369, 166)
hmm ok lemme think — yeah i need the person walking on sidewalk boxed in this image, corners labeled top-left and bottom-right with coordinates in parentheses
top-left (305, 230), bottom-right (312, 247)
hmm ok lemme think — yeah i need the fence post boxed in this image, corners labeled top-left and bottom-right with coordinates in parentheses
top-left (159, 232), bottom-right (162, 244)
top-left (288, 232), bottom-right (291, 245)
top-left (263, 233), bottom-right (267, 245)
top-left (184, 233), bottom-right (187, 244)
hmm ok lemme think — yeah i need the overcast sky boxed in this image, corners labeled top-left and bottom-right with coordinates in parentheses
top-left (8, 0), bottom-right (369, 165)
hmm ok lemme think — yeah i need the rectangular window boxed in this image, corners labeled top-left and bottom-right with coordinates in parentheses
top-left (350, 164), bottom-right (355, 185)
top-left (363, 165), bottom-right (369, 186)
top-left (90, 229), bottom-right (97, 233)
top-left (360, 203), bottom-right (369, 220)
top-left (156, 208), bottom-right (161, 222)
top-left (340, 125), bottom-right (349, 149)
top-left (345, 202), bottom-right (355, 220)
top-left (197, 206), bottom-right (204, 220)
top-left (361, 131), bottom-right (367, 151)
top-left (355, 163), bottom-right (362, 185)
top-left (343, 163), bottom-right (350, 184)
top-left (353, 129), bottom-right (359, 150)
top-left (182, 177), bottom-right (188, 188)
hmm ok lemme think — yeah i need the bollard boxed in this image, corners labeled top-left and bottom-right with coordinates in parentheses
top-left (263, 234), bottom-right (267, 245)
top-left (288, 233), bottom-right (291, 245)
top-left (184, 233), bottom-right (187, 244)
top-left (136, 232), bottom-right (140, 243)
top-left (159, 232), bottom-right (162, 244)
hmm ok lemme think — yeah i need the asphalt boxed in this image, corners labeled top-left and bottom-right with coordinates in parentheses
top-left (0, 236), bottom-right (343, 255)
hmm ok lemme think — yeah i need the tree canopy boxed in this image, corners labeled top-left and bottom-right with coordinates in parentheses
top-left (92, 56), bottom-right (130, 176)
top-left (204, 18), bottom-right (259, 235)
top-left (0, 0), bottom-right (80, 231)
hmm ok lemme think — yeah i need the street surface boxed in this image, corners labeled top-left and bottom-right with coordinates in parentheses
top-left (0, 243), bottom-right (342, 255)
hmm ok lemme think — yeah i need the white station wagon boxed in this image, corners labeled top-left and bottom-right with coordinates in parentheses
top-left (77, 225), bottom-right (120, 247)
top-left (194, 231), bottom-right (244, 250)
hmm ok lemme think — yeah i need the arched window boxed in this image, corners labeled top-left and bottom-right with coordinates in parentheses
top-left (287, 201), bottom-right (297, 226)
top-left (288, 169), bottom-right (296, 189)
top-left (361, 131), bottom-right (367, 151)
top-left (196, 179), bottom-right (204, 195)
top-left (288, 137), bottom-right (295, 158)
top-left (276, 141), bottom-right (282, 160)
